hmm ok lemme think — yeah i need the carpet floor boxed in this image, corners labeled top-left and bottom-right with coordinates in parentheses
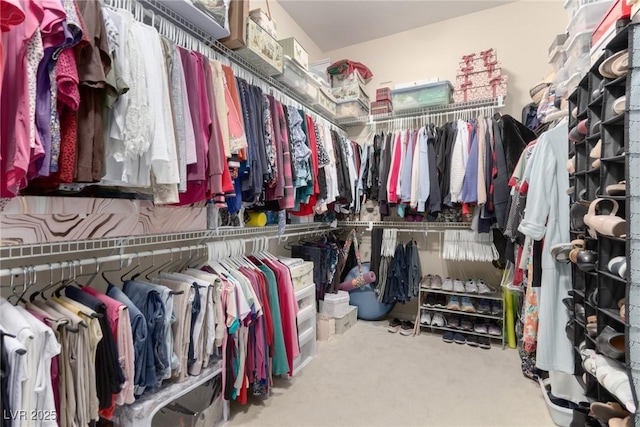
top-left (227, 320), bottom-right (555, 426)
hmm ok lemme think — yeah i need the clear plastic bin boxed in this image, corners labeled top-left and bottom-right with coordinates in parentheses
top-left (565, 31), bottom-right (593, 66)
top-left (549, 48), bottom-right (567, 72)
top-left (335, 100), bottom-right (369, 119)
top-left (567, 1), bottom-right (614, 35)
top-left (391, 81), bottom-right (453, 111)
top-left (309, 59), bottom-right (331, 86)
top-left (564, 0), bottom-right (612, 20)
top-left (274, 56), bottom-right (317, 103)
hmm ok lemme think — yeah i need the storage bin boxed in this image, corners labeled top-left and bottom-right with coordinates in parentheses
top-left (565, 31), bottom-right (592, 68)
top-left (274, 56), bottom-right (317, 102)
top-left (313, 87), bottom-right (337, 117)
top-left (295, 283), bottom-right (315, 311)
top-left (290, 262), bottom-right (314, 292)
top-left (335, 99), bottom-right (369, 119)
top-left (309, 59), bottom-right (331, 86)
top-left (330, 69), bottom-right (366, 88)
top-left (331, 81), bottom-right (369, 104)
top-left (334, 305), bottom-right (357, 335)
top-left (279, 37), bottom-right (308, 70)
top-left (236, 18), bottom-right (283, 76)
top-left (391, 81), bottom-right (453, 111)
top-left (297, 305), bottom-right (316, 334)
top-left (248, 8), bottom-right (277, 39)
top-left (376, 87), bottom-right (391, 102)
top-left (564, 0), bottom-right (612, 20)
top-left (458, 48), bottom-right (498, 71)
top-left (548, 33), bottom-right (569, 58)
top-left (567, 1), bottom-right (613, 35)
top-left (549, 47), bottom-right (567, 72)
top-left (538, 378), bottom-right (572, 427)
top-left (319, 290), bottom-right (350, 317)
top-left (293, 327), bottom-right (316, 375)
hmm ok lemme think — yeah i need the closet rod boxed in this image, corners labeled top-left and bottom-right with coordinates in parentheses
top-left (0, 226), bottom-right (332, 281)
top-left (133, 0), bottom-right (347, 135)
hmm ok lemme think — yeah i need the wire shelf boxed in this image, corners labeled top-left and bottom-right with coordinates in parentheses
top-left (139, 0), bottom-right (345, 132)
top-left (337, 97), bottom-right (505, 126)
top-left (337, 221), bottom-right (472, 230)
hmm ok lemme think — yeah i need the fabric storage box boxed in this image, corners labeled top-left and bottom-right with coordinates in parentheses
top-left (248, 8), bottom-right (277, 39)
top-left (313, 87), bottom-right (337, 117)
top-left (458, 49), bottom-right (498, 71)
top-left (319, 290), bottom-right (350, 317)
top-left (334, 305), bottom-right (357, 335)
top-left (290, 261), bottom-right (314, 292)
top-left (274, 56), bottom-right (317, 102)
top-left (335, 99), bottom-right (369, 119)
top-left (376, 87), bottom-right (391, 102)
top-left (453, 75), bottom-right (508, 103)
top-left (391, 81), bottom-right (453, 111)
top-left (330, 69), bottom-right (366, 88)
top-left (279, 37), bottom-right (308, 70)
top-left (331, 81), bottom-right (369, 104)
top-left (317, 314), bottom-right (335, 341)
top-left (371, 100), bottom-right (392, 115)
top-left (236, 18), bottom-right (283, 76)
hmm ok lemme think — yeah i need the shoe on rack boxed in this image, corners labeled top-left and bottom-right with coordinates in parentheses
top-left (447, 316), bottom-right (460, 329)
top-left (431, 313), bottom-right (446, 327)
top-left (488, 323), bottom-right (502, 336)
top-left (453, 279), bottom-right (466, 293)
top-left (424, 295), bottom-right (437, 307)
top-left (388, 318), bottom-right (402, 333)
top-left (465, 279), bottom-right (478, 294)
top-left (466, 335), bottom-right (479, 347)
top-left (446, 296), bottom-right (461, 311)
top-left (461, 297), bottom-right (476, 313)
top-left (434, 295), bottom-right (447, 308)
top-left (430, 275), bottom-right (443, 290)
top-left (453, 333), bottom-right (466, 344)
top-left (442, 332), bottom-right (455, 343)
top-left (477, 299), bottom-right (491, 314)
top-left (420, 312), bottom-right (432, 325)
top-left (609, 417), bottom-right (632, 427)
top-left (589, 402), bottom-right (630, 423)
top-left (478, 337), bottom-right (491, 349)
top-left (490, 300), bottom-right (503, 315)
top-left (442, 277), bottom-right (454, 291)
top-left (477, 280), bottom-right (494, 295)
top-left (474, 323), bottom-right (488, 334)
top-left (460, 318), bottom-right (473, 331)
top-left (400, 321), bottom-right (414, 336)
top-left (420, 274), bottom-right (433, 289)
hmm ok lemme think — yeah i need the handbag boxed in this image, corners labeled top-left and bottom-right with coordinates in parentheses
top-left (359, 200), bottom-right (381, 222)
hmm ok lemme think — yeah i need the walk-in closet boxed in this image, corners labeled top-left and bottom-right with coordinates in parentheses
top-left (1, 0), bottom-right (639, 426)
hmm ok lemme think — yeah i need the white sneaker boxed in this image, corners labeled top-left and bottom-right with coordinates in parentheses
top-left (465, 279), bottom-right (478, 294)
top-left (442, 277), bottom-right (454, 291)
top-left (431, 313), bottom-right (446, 327)
top-left (477, 280), bottom-right (494, 295)
top-left (420, 312), bottom-right (432, 325)
top-left (453, 279), bottom-right (465, 293)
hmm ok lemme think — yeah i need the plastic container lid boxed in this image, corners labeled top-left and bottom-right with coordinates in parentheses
top-left (391, 80), bottom-right (453, 94)
top-left (566, 1), bottom-right (614, 36)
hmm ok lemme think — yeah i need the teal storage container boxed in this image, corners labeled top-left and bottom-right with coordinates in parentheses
top-left (391, 81), bottom-right (453, 111)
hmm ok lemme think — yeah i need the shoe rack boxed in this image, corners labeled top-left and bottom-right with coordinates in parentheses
top-left (566, 21), bottom-right (637, 421)
top-left (416, 282), bottom-right (505, 349)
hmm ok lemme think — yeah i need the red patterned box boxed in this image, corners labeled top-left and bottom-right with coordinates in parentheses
top-left (456, 65), bottom-right (502, 87)
top-left (376, 87), bottom-right (391, 102)
top-left (371, 100), bottom-right (392, 115)
top-left (453, 75), bottom-right (508, 103)
top-left (458, 49), bottom-right (497, 70)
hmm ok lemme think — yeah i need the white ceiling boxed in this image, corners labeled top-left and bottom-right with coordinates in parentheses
top-left (279, 0), bottom-right (516, 51)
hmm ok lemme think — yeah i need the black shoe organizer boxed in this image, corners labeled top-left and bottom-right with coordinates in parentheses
top-left (566, 22), bottom-right (634, 424)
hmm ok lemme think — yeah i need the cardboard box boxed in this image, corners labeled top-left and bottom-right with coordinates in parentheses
top-left (313, 87), bottom-right (337, 117)
top-left (455, 66), bottom-right (503, 87)
top-left (453, 75), bottom-right (508, 103)
top-left (221, 0), bottom-right (249, 50)
top-left (279, 37), bottom-right (309, 70)
top-left (459, 48), bottom-right (498, 71)
top-left (334, 305), bottom-right (357, 335)
top-left (317, 314), bottom-right (335, 341)
top-left (248, 8), bottom-right (277, 39)
top-left (330, 69), bottom-right (366, 88)
top-left (331, 81), bottom-right (369, 105)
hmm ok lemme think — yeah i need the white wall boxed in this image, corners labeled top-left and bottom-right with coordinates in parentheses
top-left (249, 0), bottom-right (324, 61)
top-left (322, 0), bottom-right (568, 119)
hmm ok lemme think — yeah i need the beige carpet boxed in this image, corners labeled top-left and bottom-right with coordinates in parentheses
top-left (227, 320), bottom-right (556, 427)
